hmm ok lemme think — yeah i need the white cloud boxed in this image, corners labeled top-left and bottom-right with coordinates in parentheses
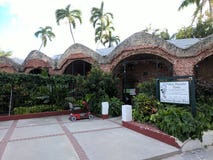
top-left (0, 0), bottom-right (195, 59)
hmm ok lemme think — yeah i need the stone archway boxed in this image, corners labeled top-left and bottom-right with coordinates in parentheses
top-left (29, 68), bottom-right (43, 74)
top-left (113, 54), bottom-right (173, 87)
top-left (194, 54), bottom-right (213, 103)
top-left (112, 54), bottom-right (173, 103)
top-left (194, 55), bottom-right (213, 81)
top-left (63, 60), bottom-right (91, 76)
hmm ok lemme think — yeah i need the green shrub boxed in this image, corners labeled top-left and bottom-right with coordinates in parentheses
top-left (132, 93), bottom-right (159, 122)
top-left (13, 105), bottom-right (63, 115)
top-left (196, 80), bottom-right (213, 105)
top-left (150, 106), bottom-right (203, 141)
top-left (132, 79), bottom-right (213, 142)
top-left (196, 103), bottom-right (213, 130)
top-left (137, 80), bottom-right (156, 97)
top-left (109, 97), bottom-right (123, 117)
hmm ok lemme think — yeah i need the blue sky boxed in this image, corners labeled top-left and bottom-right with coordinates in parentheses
top-left (0, 6), bottom-right (9, 29)
top-left (0, 0), bottom-right (195, 59)
top-left (0, 5), bottom-right (12, 31)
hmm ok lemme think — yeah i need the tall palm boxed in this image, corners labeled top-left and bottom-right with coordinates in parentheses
top-left (102, 31), bottom-right (120, 48)
top-left (94, 18), bottom-right (115, 42)
top-left (178, 0), bottom-right (213, 23)
top-left (90, 1), bottom-right (114, 46)
top-left (101, 19), bottom-right (120, 47)
top-left (55, 4), bottom-right (82, 44)
top-left (34, 26), bottom-right (55, 51)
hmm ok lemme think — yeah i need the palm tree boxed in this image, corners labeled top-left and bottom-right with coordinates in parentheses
top-left (55, 4), bottom-right (82, 44)
top-left (94, 17), bottom-right (115, 42)
top-left (34, 26), bottom-right (55, 51)
top-left (178, 0), bottom-right (213, 23)
top-left (102, 31), bottom-right (120, 48)
top-left (90, 1), bottom-right (115, 47)
top-left (90, 2), bottom-right (113, 28)
top-left (100, 19), bottom-right (120, 47)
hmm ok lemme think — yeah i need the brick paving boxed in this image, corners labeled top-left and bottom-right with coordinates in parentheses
top-left (1, 115), bottom-right (211, 160)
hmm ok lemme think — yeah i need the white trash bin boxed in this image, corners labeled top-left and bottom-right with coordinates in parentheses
top-left (122, 105), bottom-right (132, 122)
top-left (101, 102), bottom-right (109, 119)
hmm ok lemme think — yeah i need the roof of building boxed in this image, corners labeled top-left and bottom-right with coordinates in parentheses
top-left (96, 47), bottom-right (115, 56)
top-left (166, 38), bottom-right (203, 49)
top-left (96, 38), bottom-right (204, 57)
top-left (0, 56), bottom-right (21, 70)
top-left (11, 57), bottom-right (24, 64)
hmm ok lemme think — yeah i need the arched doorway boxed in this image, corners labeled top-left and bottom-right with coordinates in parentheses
top-left (29, 68), bottom-right (43, 74)
top-left (194, 55), bottom-right (213, 103)
top-left (64, 60), bottom-right (91, 76)
top-left (194, 55), bottom-right (213, 81)
top-left (112, 54), bottom-right (173, 103)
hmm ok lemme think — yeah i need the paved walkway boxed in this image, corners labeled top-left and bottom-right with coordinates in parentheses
top-left (0, 115), bottom-right (180, 160)
top-left (163, 146), bottom-right (213, 160)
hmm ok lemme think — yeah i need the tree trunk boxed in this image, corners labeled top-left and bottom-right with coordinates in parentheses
top-left (69, 22), bottom-right (75, 44)
top-left (38, 42), bottom-right (43, 51)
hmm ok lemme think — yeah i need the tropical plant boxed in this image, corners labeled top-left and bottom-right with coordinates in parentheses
top-left (83, 66), bottom-right (119, 114)
top-left (0, 72), bottom-right (75, 114)
top-left (132, 93), bottom-right (159, 122)
top-left (137, 80), bottom-right (156, 97)
top-left (90, 1), bottom-right (120, 47)
top-left (55, 4), bottom-right (82, 44)
top-left (143, 25), bottom-right (172, 40)
top-left (0, 49), bottom-right (12, 57)
top-left (150, 105), bottom-right (203, 141)
top-left (178, 0), bottom-right (213, 24)
top-left (193, 17), bottom-right (213, 37)
top-left (109, 97), bottom-right (123, 117)
top-left (90, 2), bottom-right (113, 30)
top-left (174, 26), bottom-right (194, 39)
top-left (34, 26), bottom-right (55, 51)
top-left (174, 17), bottom-right (213, 38)
top-left (14, 104), bottom-right (63, 115)
top-left (102, 30), bottom-right (120, 47)
top-left (94, 19), bottom-right (114, 45)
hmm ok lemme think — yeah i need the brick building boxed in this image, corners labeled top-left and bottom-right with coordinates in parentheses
top-left (0, 32), bottom-right (212, 91)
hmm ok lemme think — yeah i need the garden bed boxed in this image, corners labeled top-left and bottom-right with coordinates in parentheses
top-left (0, 110), bottom-right (70, 121)
top-left (122, 121), bottom-right (181, 148)
top-left (123, 121), bottom-right (213, 151)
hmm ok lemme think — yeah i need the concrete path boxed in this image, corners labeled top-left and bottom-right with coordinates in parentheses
top-left (0, 115), bottom-right (180, 160)
top-left (163, 146), bottom-right (213, 160)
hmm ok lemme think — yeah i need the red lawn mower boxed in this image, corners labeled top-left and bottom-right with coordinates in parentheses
top-left (69, 100), bottom-right (94, 121)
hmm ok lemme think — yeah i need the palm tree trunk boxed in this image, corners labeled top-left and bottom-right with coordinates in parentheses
top-left (69, 22), bottom-right (75, 44)
top-left (38, 42), bottom-right (43, 51)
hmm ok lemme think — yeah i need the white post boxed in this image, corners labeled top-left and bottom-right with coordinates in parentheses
top-left (122, 105), bottom-right (132, 122)
top-left (101, 102), bottom-right (109, 119)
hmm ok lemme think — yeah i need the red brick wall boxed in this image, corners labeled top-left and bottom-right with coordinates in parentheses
top-left (57, 53), bottom-right (96, 74)
top-left (172, 47), bottom-right (213, 78)
top-left (109, 46), bottom-right (176, 72)
top-left (23, 59), bottom-right (52, 73)
top-left (0, 64), bottom-right (18, 73)
top-left (173, 58), bottom-right (194, 76)
top-left (0, 42), bottom-right (212, 82)
top-left (195, 55), bottom-right (213, 81)
top-left (0, 66), bottom-right (17, 73)
top-left (100, 64), bottom-right (111, 73)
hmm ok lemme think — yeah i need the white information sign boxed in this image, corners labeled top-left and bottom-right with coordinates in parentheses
top-left (160, 81), bottom-right (190, 104)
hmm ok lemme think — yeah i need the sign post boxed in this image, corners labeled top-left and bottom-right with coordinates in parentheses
top-left (156, 76), bottom-right (196, 116)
